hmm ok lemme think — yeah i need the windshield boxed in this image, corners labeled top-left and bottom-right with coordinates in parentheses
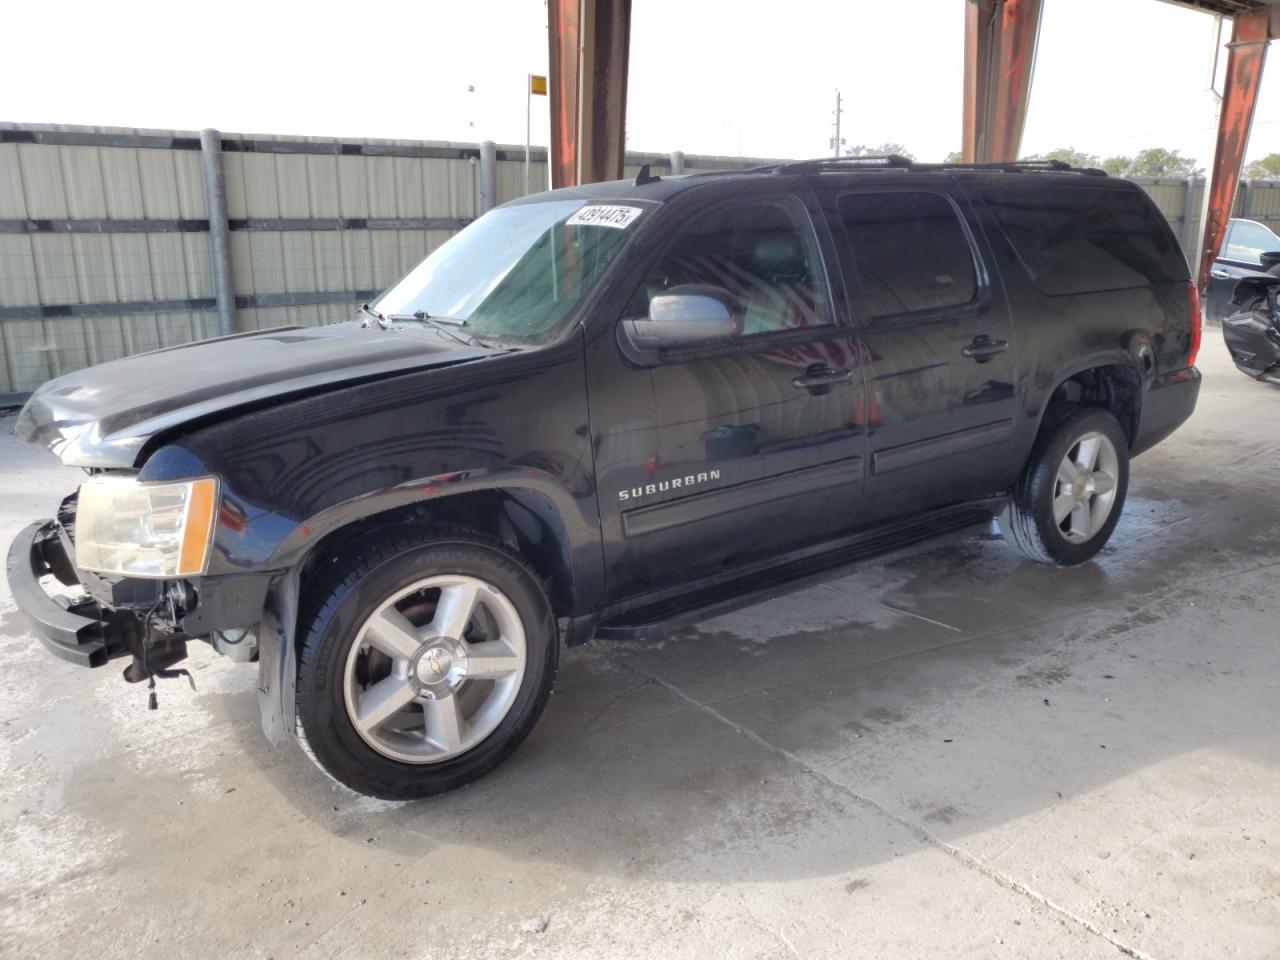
top-left (372, 199), bottom-right (646, 343)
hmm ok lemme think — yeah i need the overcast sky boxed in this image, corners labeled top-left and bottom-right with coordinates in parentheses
top-left (5, 0), bottom-right (1280, 168)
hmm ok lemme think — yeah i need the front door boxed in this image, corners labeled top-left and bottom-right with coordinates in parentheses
top-left (585, 187), bottom-right (868, 604)
top-left (819, 183), bottom-right (1019, 524)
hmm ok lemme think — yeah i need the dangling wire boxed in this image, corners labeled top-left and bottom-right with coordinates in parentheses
top-left (139, 596), bottom-right (195, 711)
top-left (141, 600), bottom-right (162, 710)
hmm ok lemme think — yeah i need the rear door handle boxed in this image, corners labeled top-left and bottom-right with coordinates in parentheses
top-left (1210, 268), bottom-right (1231, 280)
top-left (961, 335), bottom-right (1010, 363)
top-left (791, 365), bottom-right (852, 392)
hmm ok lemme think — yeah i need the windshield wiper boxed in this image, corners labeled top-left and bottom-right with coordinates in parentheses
top-left (384, 310), bottom-right (485, 347)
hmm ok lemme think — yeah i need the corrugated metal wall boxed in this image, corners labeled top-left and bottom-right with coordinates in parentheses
top-left (221, 144), bottom-right (481, 334)
top-left (0, 130), bottom-right (214, 392)
top-left (0, 124), bottom-right (776, 395)
top-left (0, 122), bottom-right (1270, 396)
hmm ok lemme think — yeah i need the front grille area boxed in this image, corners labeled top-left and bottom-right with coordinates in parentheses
top-left (56, 490), bottom-right (77, 545)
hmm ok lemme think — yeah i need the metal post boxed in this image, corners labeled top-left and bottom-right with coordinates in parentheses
top-left (1180, 175), bottom-right (1199, 256)
top-left (199, 128), bottom-right (236, 337)
top-left (1240, 178), bottom-right (1254, 218)
top-left (548, 0), bottom-right (632, 188)
top-left (962, 0), bottom-right (1046, 163)
top-left (1197, 8), bottom-right (1272, 292)
top-left (669, 150), bottom-right (685, 175)
top-left (525, 76), bottom-right (532, 195)
top-left (479, 140), bottom-right (497, 214)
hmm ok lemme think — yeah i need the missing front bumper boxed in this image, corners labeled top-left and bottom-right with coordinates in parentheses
top-left (5, 520), bottom-right (142, 667)
top-left (8, 517), bottom-right (276, 684)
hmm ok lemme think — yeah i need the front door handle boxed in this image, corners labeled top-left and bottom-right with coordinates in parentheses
top-left (961, 335), bottom-right (1010, 363)
top-left (1210, 268), bottom-right (1231, 280)
top-left (791, 365), bottom-right (852, 394)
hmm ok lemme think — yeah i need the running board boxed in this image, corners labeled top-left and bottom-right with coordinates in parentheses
top-left (593, 502), bottom-right (1002, 642)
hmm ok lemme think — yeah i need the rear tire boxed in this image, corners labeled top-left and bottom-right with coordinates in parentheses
top-left (1001, 408), bottom-right (1130, 565)
top-left (294, 526), bottom-right (557, 800)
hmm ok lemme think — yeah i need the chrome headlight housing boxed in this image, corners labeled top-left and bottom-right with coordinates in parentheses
top-left (75, 475), bottom-right (219, 578)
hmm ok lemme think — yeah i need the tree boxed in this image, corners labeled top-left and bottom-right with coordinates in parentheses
top-left (944, 150), bottom-right (965, 163)
top-left (1123, 148), bottom-right (1202, 178)
top-left (1022, 147), bottom-right (1100, 169)
top-left (845, 142), bottom-right (915, 160)
top-left (1100, 155), bottom-right (1132, 176)
top-left (1244, 153), bottom-right (1280, 180)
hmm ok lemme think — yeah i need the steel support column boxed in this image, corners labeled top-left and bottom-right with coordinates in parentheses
top-left (1198, 9), bottom-right (1273, 292)
top-left (962, 0), bottom-right (1045, 163)
top-left (548, 0), bottom-right (632, 188)
top-left (199, 128), bottom-right (237, 337)
top-left (478, 141), bottom-right (497, 213)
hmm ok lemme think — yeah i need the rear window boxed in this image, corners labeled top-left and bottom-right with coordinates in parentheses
top-left (981, 184), bottom-right (1189, 296)
top-left (837, 191), bottom-right (979, 320)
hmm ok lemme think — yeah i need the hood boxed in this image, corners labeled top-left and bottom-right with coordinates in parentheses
top-left (16, 321), bottom-right (494, 467)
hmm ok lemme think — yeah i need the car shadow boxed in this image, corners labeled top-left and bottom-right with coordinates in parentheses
top-left (212, 468), bottom-right (1280, 887)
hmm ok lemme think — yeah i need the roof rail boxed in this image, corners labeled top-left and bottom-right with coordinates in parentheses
top-left (762, 154), bottom-right (916, 175)
top-left (924, 158), bottom-right (1107, 176)
top-left (712, 156), bottom-right (1109, 179)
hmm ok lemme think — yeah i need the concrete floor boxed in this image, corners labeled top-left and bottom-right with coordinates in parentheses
top-left (1, 333), bottom-right (1277, 960)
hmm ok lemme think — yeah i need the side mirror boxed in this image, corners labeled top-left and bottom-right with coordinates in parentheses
top-left (1260, 250), bottom-right (1280, 269)
top-left (619, 285), bottom-right (743, 358)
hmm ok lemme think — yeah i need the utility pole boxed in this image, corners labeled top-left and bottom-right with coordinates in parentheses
top-left (830, 89), bottom-right (845, 158)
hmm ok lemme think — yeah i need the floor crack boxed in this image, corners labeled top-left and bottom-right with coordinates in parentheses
top-left (642, 668), bottom-right (1159, 960)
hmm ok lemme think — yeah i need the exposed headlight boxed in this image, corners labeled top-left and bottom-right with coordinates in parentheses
top-left (75, 476), bottom-right (219, 578)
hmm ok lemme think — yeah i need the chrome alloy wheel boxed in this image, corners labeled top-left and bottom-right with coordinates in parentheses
top-left (1053, 431), bottom-right (1120, 544)
top-left (342, 575), bottom-right (527, 764)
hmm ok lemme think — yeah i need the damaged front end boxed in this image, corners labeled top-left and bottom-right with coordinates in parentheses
top-left (1224, 274), bottom-right (1280, 383)
top-left (6, 487), bottom-right (274, 709)
top-left (6, 506), bottom-right (191, 681)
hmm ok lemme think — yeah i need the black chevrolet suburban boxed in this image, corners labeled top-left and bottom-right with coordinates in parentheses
top-left (6, 156), bottom-right (1201, 799)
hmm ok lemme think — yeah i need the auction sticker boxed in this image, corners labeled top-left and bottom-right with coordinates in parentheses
top-left (567, 205), bottom-right (644, 229)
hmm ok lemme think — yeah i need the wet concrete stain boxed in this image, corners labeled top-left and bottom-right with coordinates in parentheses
top-left (923, 806), bottom-right (960, 825)
top-left (864, 707), bottom-right (906, 725)
top-left (1016, 665), bottom-right (1072, 688)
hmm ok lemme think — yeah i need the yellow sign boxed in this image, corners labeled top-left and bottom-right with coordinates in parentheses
top-left (530, 75), bottom-right (548, 96)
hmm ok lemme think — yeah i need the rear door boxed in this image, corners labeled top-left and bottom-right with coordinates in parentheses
top-left (818, 182), bottom-right (1019, 524)
top-left (1208, 219), bottom-right (1280, 321)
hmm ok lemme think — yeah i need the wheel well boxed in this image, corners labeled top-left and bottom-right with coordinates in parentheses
top-left (296, 489), bottom-right (575, 618)
top-left (1045, 364), bottom-right (1141, 448)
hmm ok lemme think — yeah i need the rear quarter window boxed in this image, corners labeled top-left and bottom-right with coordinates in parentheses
top-left (980, 183), bottom-right (1190, 296)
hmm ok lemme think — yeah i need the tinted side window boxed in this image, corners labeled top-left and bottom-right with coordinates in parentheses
top-left (635, 197), bottom-right (830, 336)
top-left (837, 191), bottom-right (978, 320)
top-left (1223, 220), bottom-right (1280, 265)
top-left (981, 184), bottom-right (1190, 295)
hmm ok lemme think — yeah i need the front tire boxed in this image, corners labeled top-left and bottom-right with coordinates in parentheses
top-left (294, 527), bottom-right (557, 800)
top-left (1001, 408), bottom-right (1130, 565)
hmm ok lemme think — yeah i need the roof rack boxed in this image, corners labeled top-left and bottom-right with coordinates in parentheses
top-left (926, 158), bottom-right (1107, 176)
top-left (733, 155), bottom-right (1107, 178)
top-left (761, 154), bottom-right (916, 175)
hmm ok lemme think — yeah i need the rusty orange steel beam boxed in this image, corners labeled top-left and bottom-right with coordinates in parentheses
top-left (962, 0), bottom-right (1045, 163)
top-left (548, 0), bottom-right (580, 190)
top-left (548, 0), bottom-right (632, 189)
top-left (1198, 9), bottom-right (1273, 292)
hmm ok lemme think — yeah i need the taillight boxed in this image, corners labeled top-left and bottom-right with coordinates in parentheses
top-left (1186, 280), bottom-right (1202, 369)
